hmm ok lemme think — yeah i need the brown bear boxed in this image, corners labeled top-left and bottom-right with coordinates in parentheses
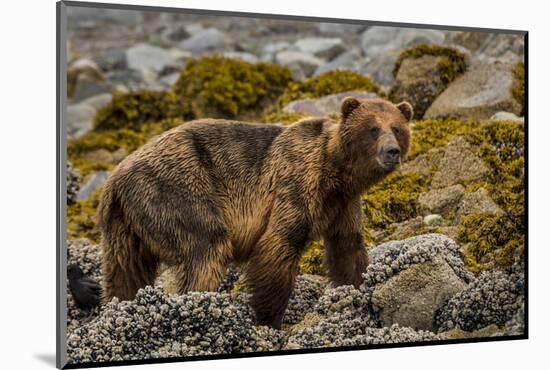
top-left (97, 97), bottom-right (413, 329)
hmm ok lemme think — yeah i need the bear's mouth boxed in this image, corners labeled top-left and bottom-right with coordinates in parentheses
top-left (377, 158), bottom-right (400, 171)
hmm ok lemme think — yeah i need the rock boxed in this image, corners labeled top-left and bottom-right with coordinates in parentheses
top-left (126, 43), bottom-right (175, 73)
top-left (314, 49), bottom-right (361, 76)
top-left (431, 137), bottom-right (490, 189)
top-left (357, 49), bottom-right (401, 89)
top-left (179, 28), bottom-right (229, 53)
top-left (476, 34), bottom-right (525, 64)
top-left (67, 103), bottom-right (96, 139)
top-left (317, 22), bottom-right (365, 35)
top-left (67, 58), bottom-right (106, 101)
top-left (67, 162), bottom-right (80, 205)
top-left (435, 269), bottom-right (524, 332)
top-left (440, 324), bottom-right (502, 340)
top-left (222, 51), bottom-right (259, 64)
top-left (95, 48), bottom-right (127, 71)
top-left (364, 234), bottom-right (473, 331)
top-left (361, 26), bottom-right (445, 56)
top-left (372, 216), bottom-right (424, 243)
top-left (283, 91), bottom-right (378, 117)
top-left (389, 55), bottom-right (451, 119)
top-left (491, 111), bottom-right (524, 123)
top-left (456, 188), bottom-right (502, 221)
top-left (159, 72), bottom-right (180, 88)
top-left (284, 275), bottom-right (327, 324)
top-left (294, 37), bottom-right (345, 60)
top-left (275, 50), bottom-right (324, 77)
top-left (76, 171), bottom-right (109, 200)
top-left (424, 63), bottom-right (522, 120)
top-left (418, 184), bottom-right (466, 216)
top-left (372, 257), bottom-right (467, 331)
top-left (78, 93), bottom-right (112, 111)
top-left (263, 41), bottom-right (292, 55)
top-left (423, 214), bottom-right (443, 227)
top-left (399, 147), bottom-right (443, 177)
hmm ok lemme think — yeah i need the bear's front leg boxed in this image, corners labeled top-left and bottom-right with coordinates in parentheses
top-left (245, 222), bottom-right (307, 329)
top-left (323, 197), bottom-right (369, 288)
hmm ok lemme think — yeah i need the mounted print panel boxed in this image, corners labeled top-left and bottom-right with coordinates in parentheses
top-left (57, 1), bottom-right (527, 368)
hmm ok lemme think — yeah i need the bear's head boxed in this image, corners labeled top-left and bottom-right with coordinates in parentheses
top-left (339, 97), bottom-right (413, 185)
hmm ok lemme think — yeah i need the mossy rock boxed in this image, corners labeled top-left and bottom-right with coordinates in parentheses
top-left (362, 172), bottom-right (430, 229)
top-left (94, 90), bottom-right (191, 131)
top-left (67, 187), bottom-right (102, 243)
top-left (392, 44), bottom-right (468, 85)
top-left (408, 119), bottom-right (477, 159)
top-left (277, 70), bottom-right (382, 109)
top-left (459, 120), bottom-right (524, 273)
top-left (69, 118), bottom-right (184, 176)
top-left (173, 56), bottom-right (294, 120)
top-left (390, 45), bottom-right (468, 119)
top-left (512, 62), bottom-right (525, 116)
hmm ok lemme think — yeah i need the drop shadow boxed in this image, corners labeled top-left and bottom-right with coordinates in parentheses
top-left (34, 353), bottom-right (57, 367)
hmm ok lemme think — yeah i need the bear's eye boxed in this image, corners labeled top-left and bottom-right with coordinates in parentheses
top-left (392, 126), bottom-right (400, 135)
top-left (369, 127), bottom-right (380, 138)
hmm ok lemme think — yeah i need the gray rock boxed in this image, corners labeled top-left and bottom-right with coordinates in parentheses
top-left (431, 137), bottom-right (490, 189)
top-left (365, 234), bottom-right (471, 331)
top-left (294, 37), bottom-right (345, 60)
top-left (275, 50), bottom-right (324, 77)
top-left (361, 26), bottom-right (445, 57)
top-left (314, 49), bottom-right (362, 76)
top-left (283, 91), bottom-right (379, 117)
top-left (399, 147), bottom-right (444, 177)
top-left (126, 43), bottom-right (175, 73)
top-left (95, 48), bottom-right (127, 71)
top-left (67, 58), bottom-right (107, 101)
top-left (418, 184), bottom-right (466, 216)
top-left (179, 28), bottom-right (229, 53)
top-left (456, 188), bottom-right (502, 221)
top-left (222, 51), bottom-right (259, 64)
top-left (76, 171), bottom-right (109, 200)
top-left (159, 72), bottom-right (180, 88)
top-left (357, 49), bottom-right (401, 89)
top-left (78, 93), bottom-right (112, 111)
top-left (263, 41), bottom-right (292, 54)
top-left (435, 269), bottom-right (524, 332)
top-left (491, 111), bottom-right (524, 123)
top-left (423, 214), bottom-right (443, 227)
top-left (372, 256), bottom-right (467, 331)
top-left (67, 103), bottom-right (96, 139)
top-left (424, 63), bottom-right (522, 120)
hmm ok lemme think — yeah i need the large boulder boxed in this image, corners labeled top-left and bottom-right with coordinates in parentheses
top-left (430, 136), bottom-right (490, 189)
top-left (282, 91), bottom-right (378, 117)
top-left (424, 63), bottom-right (522, 120)
top-left (67, 58), bottom-right (109, 102)
top-left (389, 46), bottom-right (468, 119)
top-left (358, 50), bottom-right (401, 89)
top-left (363, 234), bottom-right (473, 331)
top-left (455, 187), bottom-right (502, 222)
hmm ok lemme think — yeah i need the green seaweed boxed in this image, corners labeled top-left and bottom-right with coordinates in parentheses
top-left (173, 56), bottom-right (294, 119)
top-left (299, 241), bottom-right (328, 275)
top-left (277, 70), bottom-right (382, 108)
top-left (94, 91), bottom-right (190, 131)
top-left (511, 62), bottom-right (525, 116)
top-left (67, 187), bottom-right (103, 243)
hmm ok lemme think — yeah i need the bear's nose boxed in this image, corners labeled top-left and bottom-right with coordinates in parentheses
top-left (384, 145), bottom-right (401, 161)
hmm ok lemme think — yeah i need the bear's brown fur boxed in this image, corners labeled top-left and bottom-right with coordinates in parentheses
top-left (97, 97), bottom-right (413, 329)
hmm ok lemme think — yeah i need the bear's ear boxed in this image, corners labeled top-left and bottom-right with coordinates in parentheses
top-left (341, 97), bottom-right (361, 120)
top-left (396, 101), bottom-right (414, 122)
